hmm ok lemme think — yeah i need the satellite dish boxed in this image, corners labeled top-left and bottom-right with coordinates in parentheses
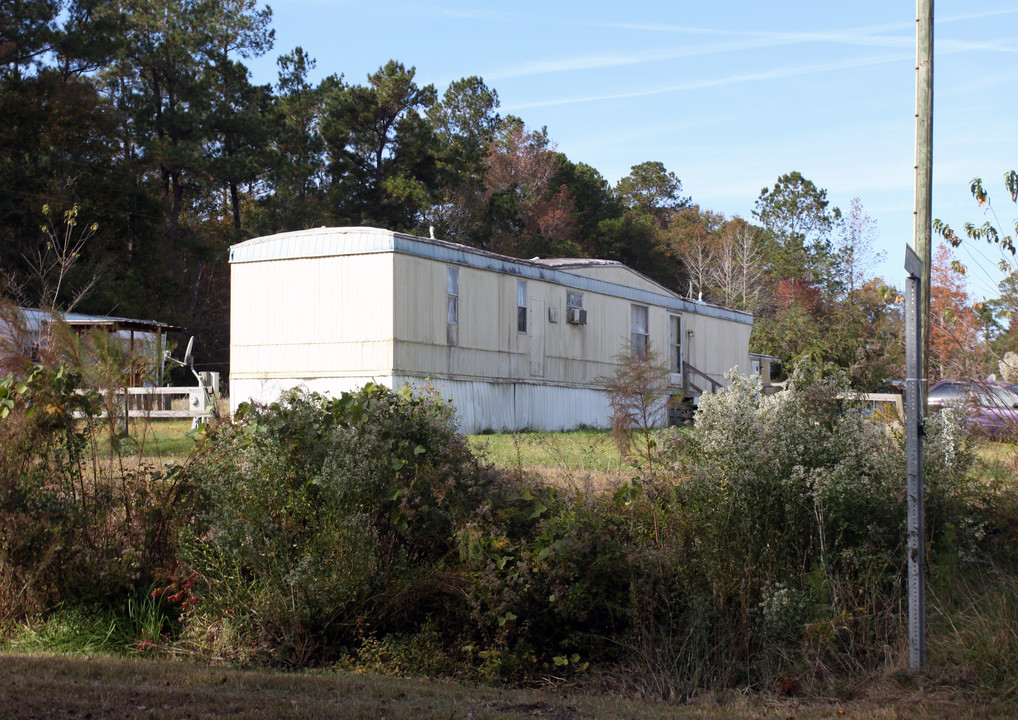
top-left (183, 336), bottom-right (194, 366)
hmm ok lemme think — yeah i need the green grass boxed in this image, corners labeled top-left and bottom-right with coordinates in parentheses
top-left (102, 420), bottom-right (633, 493)
top-left (125, 418), bottom-right (200, 460)
top-left (118, 422), bottom-right (664, 489)
top-left (973, 440), bottom-right (1017, 471)
top-left (120, 421), bottom-right (634, 479)
top-left (90, 418), bottom-right (201, 464)
top-left (1, 596), bottom-right (172, 656)
top-left (467, 429), bottom-right (631, 489)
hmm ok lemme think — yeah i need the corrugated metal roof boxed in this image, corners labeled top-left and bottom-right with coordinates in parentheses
top-left (229, 226), bottom-right (753, 325)
top-left (19, 307), bottom-right (181, 333)
top-left (229, 226), bottom-right (396, 263)
top-left (531, 258), bottom-right (623, 268)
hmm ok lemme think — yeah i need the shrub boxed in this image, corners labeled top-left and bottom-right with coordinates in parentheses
top-left (0, 365), bottom-right (177, 622)
top-left (179, 384), bottom-right (642, 675)
top-left (14, 354), bottom-right (987, 693)
top-left (621, 360), bottom-right (980, 695)
top-left (179, 384), bottom-right (508, 666)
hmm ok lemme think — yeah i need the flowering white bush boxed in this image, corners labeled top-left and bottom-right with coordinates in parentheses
top-left (689, 362), bottom-right (905, 555)
top-left (660, 359), bottom-right (977, 664)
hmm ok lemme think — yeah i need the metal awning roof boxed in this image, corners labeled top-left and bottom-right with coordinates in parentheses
top-left (21, 308), bottom-right (182, 334)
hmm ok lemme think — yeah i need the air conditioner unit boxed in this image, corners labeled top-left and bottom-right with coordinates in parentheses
top-left (567, 307), bottom-right (587, 325)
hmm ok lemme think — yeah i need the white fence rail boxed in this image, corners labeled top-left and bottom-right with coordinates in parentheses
top-left (119, 386), bottom-right (214, 419)
top-left (76, 386), bottom-right (215, 421)
top-left (839, 391), bottom-right (904, 422)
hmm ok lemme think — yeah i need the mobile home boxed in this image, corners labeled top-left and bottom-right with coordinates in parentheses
top-left (229, 227), bottom-right (753, 432)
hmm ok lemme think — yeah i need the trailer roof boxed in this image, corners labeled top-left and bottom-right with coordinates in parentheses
top-left (230, 226), bottom-right (753, 326)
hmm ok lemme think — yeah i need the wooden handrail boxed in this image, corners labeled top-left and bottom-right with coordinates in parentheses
top-left (682, 361), bottom-right (721, 395)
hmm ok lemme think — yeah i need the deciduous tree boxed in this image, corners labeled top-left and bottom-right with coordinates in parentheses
top-left (935, 170), bottom-right (1018, 370)
top-left (836, 197), bottom-right (884, 296)
top-left (751, 279), bottom-right (827, 363)
top-left (930, 244), bottom-right (983, 380)
top-left (660, 205), bottom-right (725, 300)
top-left (935, 171), bottom-right (1018, 258)
top-left (711, 217), bottom-right (766, 313)
top-left (482, 122), bottom-right (578, 257)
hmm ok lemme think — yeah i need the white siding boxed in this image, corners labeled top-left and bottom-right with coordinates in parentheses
top-left (391, 253), bottom-right (693, 389)
top-left (394, 375), bottom-right (613, 433)
top-left (230, 373), bottom-right (612, 433)
top-left (676, 311), bottom-right (753, 390)
top-left (231, 252), bottom-right (394, 381)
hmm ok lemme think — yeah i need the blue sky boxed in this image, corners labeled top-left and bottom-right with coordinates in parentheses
top-left (247, 1), bottom-right (1018, 299)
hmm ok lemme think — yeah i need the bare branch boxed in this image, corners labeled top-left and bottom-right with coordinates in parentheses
top-left (25, 204), bottom-right (99, 311)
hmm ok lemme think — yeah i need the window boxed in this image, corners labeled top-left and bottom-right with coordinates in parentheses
top-left (566, 291), bottom-right (586, 325)
top-left (517, 280), bottom-right (527, 333)
top-left (669, 314), bottom-right (682, 373)
top-left (447, 267), bottom-right (459, 324)
top-left (631, 305), bottom-right (649, 354)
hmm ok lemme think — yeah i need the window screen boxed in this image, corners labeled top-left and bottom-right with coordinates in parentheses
top-left (631, 305), bottom-right (649, 354)
top-left (447, 267), bottom-right (459, 324)
top-left (669, 314), bottom-right (682, 373)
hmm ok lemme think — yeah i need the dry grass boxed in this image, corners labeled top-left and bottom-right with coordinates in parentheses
top-left (973, 441), bottom-right (1018, 472)
top-left (1, 652), bottom-right (1014, 720)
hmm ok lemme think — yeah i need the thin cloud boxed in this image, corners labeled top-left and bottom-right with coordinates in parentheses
top-left (937, 37), bottom-right (1018, 54)
top-left (604, 19), bottom-right (909, 39)
top-left (449, 9), bottom-right (1014, 81)
top-left (491, 27), bottom-right (1014, 83)
top-left (938, 7), bottom-right (1018, 23)
top-left (486, 37), bottom-right (804, 79)
top-left (487, 31), bottom-right (913, 81)
top-left (505, 53), bottom-right (910, 111)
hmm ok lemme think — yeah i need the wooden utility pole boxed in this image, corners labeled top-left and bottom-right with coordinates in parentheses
top-left (914, 0), bottom-right (934, 387)
top-left (910, 0), bottom-right (933, 672)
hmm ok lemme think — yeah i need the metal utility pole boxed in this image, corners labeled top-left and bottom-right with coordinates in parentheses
top-left (914, 0), bottom-right (934, 389)
top-left (905, 245), bottom-right (926, 669)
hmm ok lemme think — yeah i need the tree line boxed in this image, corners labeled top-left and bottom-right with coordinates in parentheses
top-left (3, 1), bottom-right (1010, 387)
